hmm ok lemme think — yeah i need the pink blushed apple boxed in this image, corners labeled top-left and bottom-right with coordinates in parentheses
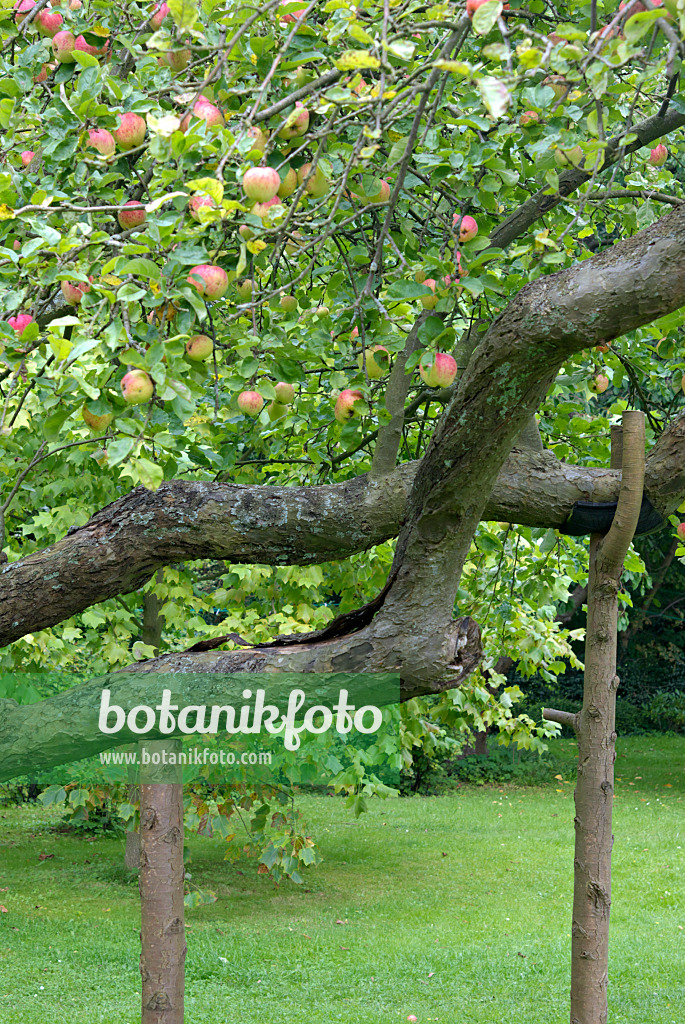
top-left (117, 201), bottom-right (146, 230)
top-left (278, 101), bottom-right (309, 139)
top-left (75, 34), bottom-right (109, 57)
top-left (243, 166), bottom-right (281, 202)
top-left (297, 162), bottom-right (329, 197)
top-left (420, 279), bottom-right (438, 310)
top-left (52, 30), bottom-right (76, 63)
top-left (7, 313), bottom-right (33, 336)
top-left (189, 194), bottom-right (217, 221)
top-left (676, 522), bottom-right (685, 540)
top-left (14, 0), bottom-right (35, 25)
top-left (36, 8), bottom-right (63, 36)
top-left (590, 373), bottom-right (609, 394)
top-left (113, 112), bottom-right (146, 151)
top-left (121, 369), bottom-right (154, 405)
top-left (180, 100), bottom-right (224, 133)
top-left (158, 49), bottom-right (190, 71)
top-left (187, 264), bottom-right (228, 299)
top-left (648, 144), bottom-right (668, 167)
top-left (246, 126), bottom-right (268, 153)
top-left (334, 389), bottom-right (364, 424)
top-left (82, 405), bottom-right (113, 431)
top-left (419, 352), bottom-right (457, 389)
top-left (519, 110), bottom-right (539, 126)
top-left (237, 391), bottom-right (264, 417)
top-left (274, 381), bottom-right (295, 404)
top-left (186, 334), bottom-right (214, 361)
top-left (60, 277), bottom-right (92, 304)
top-left (453, 213), bottom-right (478, 243)
top-left (20, 151), bottom-right (35, 167)
top-left (87, 128), bottom-right (116, 157)
top-left (251, 197), bottom-right (281, 219)
top-left (149, 1), bottom-right (169, 29)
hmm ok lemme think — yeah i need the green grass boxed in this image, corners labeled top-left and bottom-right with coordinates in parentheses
top-left (0, 734), bottom-right (683, 1024)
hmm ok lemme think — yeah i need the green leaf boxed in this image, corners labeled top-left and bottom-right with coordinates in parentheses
top-left (472, 0), bottom-right (502, 35)
top-left (43, 408), bottom-right (72, 441)
top-left (134, 457), bottom-right (164, 491)
top-left (477, 76), bottom-right (511, 119)
top-left (187, 177), bottom-right (224, 204)
top-left (387, 280), bottom-right (433, 299)
top-left (623, 9), bottom-right (663, 42)
top-left (118, 258), bottom-right (162, 281)
top-left (335, 50), bottom-right (381, 70)
top-left (168, 0), bottom-right (198, 30)
top-left (72, 51), bottom-right (100, 69)
top-left (107, 438), bottom-right (135, 466)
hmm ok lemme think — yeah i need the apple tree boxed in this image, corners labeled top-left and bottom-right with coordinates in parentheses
top-left (2, 0), bottom-right (685, 1021)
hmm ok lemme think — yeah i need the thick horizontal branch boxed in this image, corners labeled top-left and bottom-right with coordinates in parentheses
top-left (2, 416), bottom-right (685, 649)
top-left (0, 616), bottom-right (481, 782)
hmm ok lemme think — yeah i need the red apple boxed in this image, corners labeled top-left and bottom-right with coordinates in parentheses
top-left (7, 313), bottom-right (33, 335)
top-left (189, 194), bottom-right (217, 221)
top-left (419, 352), bottom-right (457, 388)
top-left (20, 151), bottom-right (35, 167)
top-left (82, 405), bottom-right (113, 431)
top-left (52, 30), bottom-right (76, 62)
top-left (36, 8), bottom-right (63, 36)
top-left (648, 144), bottom-right (668, 167)
top-left (676, 522), bottom-right (685, 540)
top-left (87, 128), bottom-right (116, 157)
top-left (186, 334), bottom-right (213, 361)
top-left (117, 201), bottom-right (146, 230)
top-left (113, 112), bottom-right (146, 151)
top-left (187, 264), bottom-right (228, 299)
top-left (243, 166), bottom-right (281, 202)
top-left (237, 390), bottom-right (264, 417)
top-left (121, 369), bottom-right (154, 405)
top-left (60, 277), bottom-right (92, 304)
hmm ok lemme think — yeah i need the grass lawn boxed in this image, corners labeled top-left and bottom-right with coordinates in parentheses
top-left (0, 734), bottom-right (683, 1024)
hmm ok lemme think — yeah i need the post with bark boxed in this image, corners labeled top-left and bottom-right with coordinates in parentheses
top-left (139, 738), bottom-right (186, 1024)
top-left (543, 410), bottom-right (645, 1024)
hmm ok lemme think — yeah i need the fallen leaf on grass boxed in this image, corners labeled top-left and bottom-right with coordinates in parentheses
top-left (0, 906), bottom-right (8, 913)
top-left (38, 853), bottom-right (54, 861)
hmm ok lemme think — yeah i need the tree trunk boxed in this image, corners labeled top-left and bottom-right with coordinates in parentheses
top-left (544, 412), bottom-right (645, 1024)
top-left (126, 573), bottom-right (165, 871)
top-left (139, 740), bottom-right (186, 1024)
